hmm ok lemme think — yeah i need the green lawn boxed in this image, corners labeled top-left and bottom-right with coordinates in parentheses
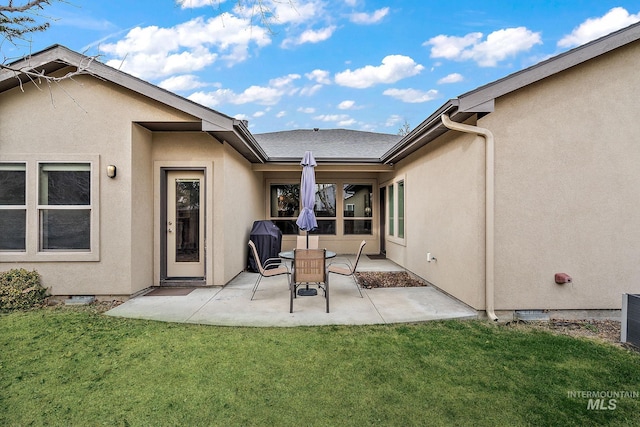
top-left (1, 307), bottom-right (639, 426)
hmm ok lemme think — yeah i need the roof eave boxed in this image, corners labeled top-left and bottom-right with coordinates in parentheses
top-left (1, 45), bottom-right (267, 163)
top-left (458, 20), bottom-right (640, 111)
top-left (380, 100), bottom-right (479, 164)
top-left (265, 156), bottom-right (384, 163)
top-left (381, 21), bottom-right (640, 165)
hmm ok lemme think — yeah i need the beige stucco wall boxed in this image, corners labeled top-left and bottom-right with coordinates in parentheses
top-left (387, 128), bottom-right (486, 309)
top-left (477, 40), bottom-right (640, 310)
top-left (0, 71), bottom-right (210, 296)
top-left (384, 40), bottom-right (640, 312)
top-left (130, 124), bottom-right (154, 294)
top-left (222, 144), bottom-right (264, 283)
top-left (150, 133), bottom-right (263, 287)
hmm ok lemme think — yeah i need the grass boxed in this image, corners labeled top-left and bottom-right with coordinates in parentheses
top-left (1, 307), bottom-right (639, 426)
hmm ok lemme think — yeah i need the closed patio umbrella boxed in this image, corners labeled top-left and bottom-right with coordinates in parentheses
top-left (295, 151), bottom-right (319, 296)
top-left (296, 151), bottom-right (318, 247)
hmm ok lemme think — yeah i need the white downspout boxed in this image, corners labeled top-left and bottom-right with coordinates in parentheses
top-left (441, 114), bottom-right (498, 321)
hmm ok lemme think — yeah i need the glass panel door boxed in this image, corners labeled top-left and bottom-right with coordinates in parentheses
top-left (166, 171), bottom-right (204, 278)
top-left (175, 178), bottom-right (200, 262)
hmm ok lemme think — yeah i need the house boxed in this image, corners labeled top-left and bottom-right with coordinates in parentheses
top-left (2, 21), bottom-right (640, 318)
top-left (0, 46), bottom-right (400, 299)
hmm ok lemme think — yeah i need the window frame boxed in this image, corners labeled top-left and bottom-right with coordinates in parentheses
top-left (267, 179), bottom-right (375, 238)
top-left (0, 154), bottom-right (100, 262)
top-left (0, 162), bottom-right (27, 252)
top-left (268, 182), bottom-right (301, 235)
top-left (386, 176), bottom-right (406, 245)
top-left (38, 162), bottom-right (93, 252)
top-left (342, 183), bottom-right (374, 236)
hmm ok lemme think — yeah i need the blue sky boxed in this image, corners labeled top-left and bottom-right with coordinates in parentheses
top-left (5, 1), bottom-right (640, 134)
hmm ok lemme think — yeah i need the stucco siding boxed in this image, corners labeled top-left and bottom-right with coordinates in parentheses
top-left (388, 129), bottom-right (486, 309)
top-left (150, 132), bottom-right (220, 285)
top-left (130, 124), bottom-right (154, 294)
top-left (0, 72), bottom-right (204, 296)
top-left (222, 144), bottom-right (264, 283)
top-left (480, 40), bottom-right (640, 310)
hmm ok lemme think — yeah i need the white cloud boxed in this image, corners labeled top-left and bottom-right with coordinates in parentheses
top-left (426, 32), bottom-right (482, 60)
top-left (100, 14), bottom-right (271, 79)
top-left (313, 113), bottom-right (356, 127)
top-left (438, 73), bottom-right (463, 84)
top-left (176, 0), bottom-right (213, 8)
top-left (306, 69), bottom-right (331, 84)
top-left (426, 27), bottom-right (542, 67)
top-left (282, 25), bottom-right (337, 47)
top-left (350, 7), bottom-right (389, 24)
top-left (338, 118), bottom-right (356, 126)
top-left (253, 111), bottom-right (266, 118)
top-left (158, 74), bottom-right (209, 91)
top-left (558, 7), bottom-right (640, 48)
top-left (106, 48), bottom-right (218, 80)
top-left (338, 100), bottom-right (356, 110)
top-left (335, 55), bottom-right (425, 88)
top-left (298, 107), bottom-right (316, 114)
top-left (314, 114), bottom-right (351, 122)
top-left (188, 74), bottom-right (300, 107)
top-left (188, 89), bottom-right (233, 107)
top-left (276, 111), bottom-right (287, 118)
top-left (383, 88), bottom-right (439, 103)
top-left (385, 114), bottom-right (404, 127)
top-left (269, 0), bottom-right (321, 24)
top-left (300, 84), bottom-right (323, 96)
top-left (178, 0), bottom-right (320, 25)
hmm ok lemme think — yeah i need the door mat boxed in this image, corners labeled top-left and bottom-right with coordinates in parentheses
top-left (367, 254), bottom-right (386, 260)
top-left (144, 287), bottom-right (195, 296)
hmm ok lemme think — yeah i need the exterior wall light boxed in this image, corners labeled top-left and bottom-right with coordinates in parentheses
top-left (106, 165), bottom-right (117, 178)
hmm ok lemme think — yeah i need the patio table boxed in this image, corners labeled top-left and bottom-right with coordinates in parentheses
top-left (278, 250), bottom-right (336, 260)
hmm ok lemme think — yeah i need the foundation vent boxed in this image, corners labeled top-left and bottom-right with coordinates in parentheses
top-left (514, 310), bottom-right (549, 321)
top-left (65, 296), bottom-right (96, 306)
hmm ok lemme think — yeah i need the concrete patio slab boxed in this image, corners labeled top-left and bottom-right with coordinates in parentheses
top-left (106, 256), bottom-right (478, 327)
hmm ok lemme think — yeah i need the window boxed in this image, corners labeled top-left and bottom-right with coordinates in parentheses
top-left (343, 184), bottom-right (373, 235)
top-left (39, 163), bottom-right (91, 251)
top-left (398, 180), bottom-right (405, 239)
top-left (269, 181), bottom-right (372, 236)
top-left (387, 178), bottom-right (405, 242)
top-left (270, 183), bottom-right (300, 234)
top-left (0, 163), bottom-right (26, 251)
top-left (314, 183), bottom-right (336, 235)
top-left (388, 184), bottom-right (394, 236)
top-left (0, 156), bottom-right (98, 262)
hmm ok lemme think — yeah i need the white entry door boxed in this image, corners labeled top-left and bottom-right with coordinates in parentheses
top-left (166, 171), bottom-right (205, 278)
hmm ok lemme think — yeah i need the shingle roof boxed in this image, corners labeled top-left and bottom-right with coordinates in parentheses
top-left (254, 128), bottom-right (402, 162)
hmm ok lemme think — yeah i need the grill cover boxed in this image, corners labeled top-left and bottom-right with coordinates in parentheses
top-left (248, 220), bottom-right (283, 272)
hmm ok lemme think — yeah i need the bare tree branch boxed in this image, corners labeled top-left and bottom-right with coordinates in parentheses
top-left (0, 0), bottom-right (55, 43)
top-left (1, 53), bottom-right (98, 92)
top-left (1, 0), bottom-right (101, 99)
top-left (0, 0), bottom-right (52, 13)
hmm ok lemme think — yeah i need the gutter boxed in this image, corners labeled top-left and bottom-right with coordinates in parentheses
top-left (440, 114), bottom-right (498, 322)
top-left (233, 119), bottom-right (269, 163)
top-left (381, 100), bottom-right (459, 164)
